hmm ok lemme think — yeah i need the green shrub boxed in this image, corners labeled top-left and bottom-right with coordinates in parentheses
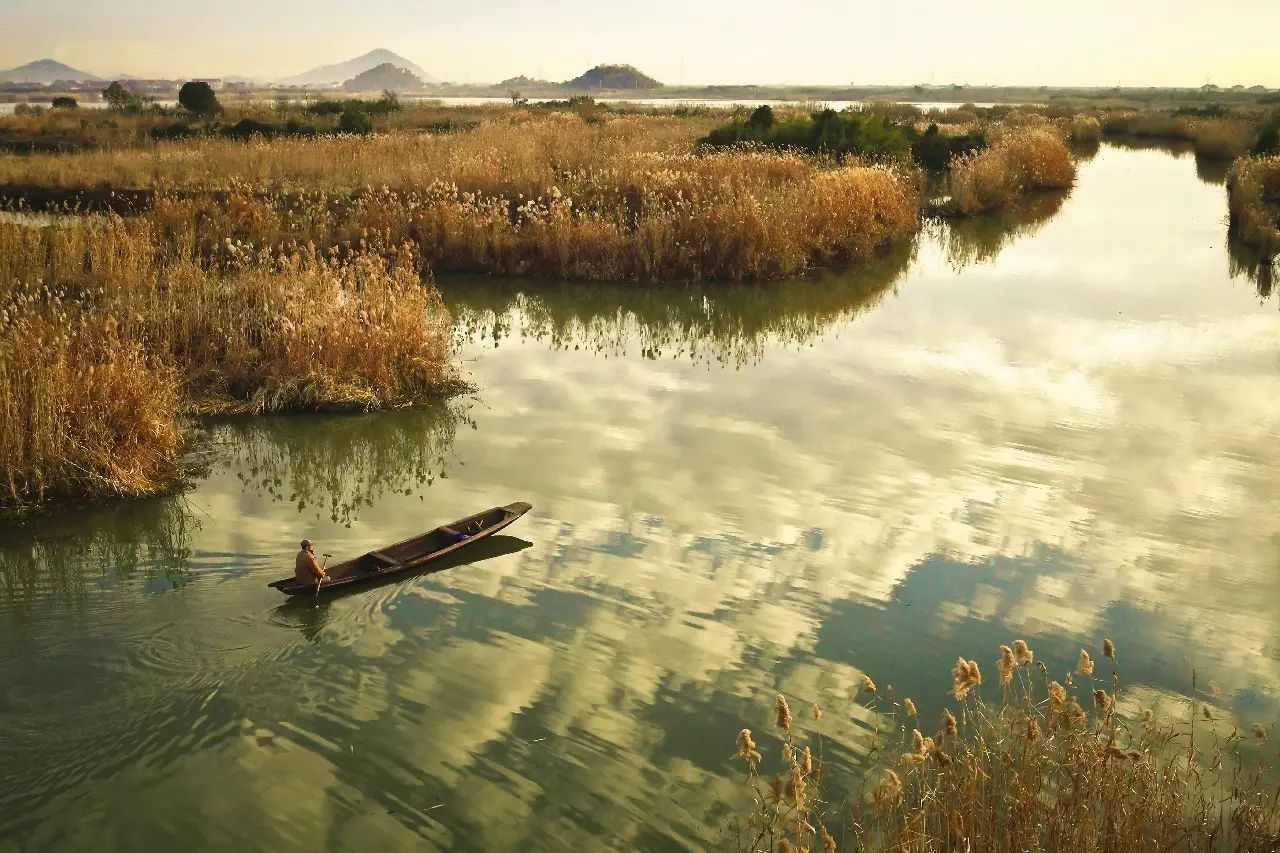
top-left (51, 96), bottom-right (78, 110)
top-left (178, 81), bottom-right (221, 116)
top-left (338, 108), bottom-right (374, 135)
top-left (910, 124), bottom-right (986, 171)
top-left (700, 106), bottom-right (913, 162)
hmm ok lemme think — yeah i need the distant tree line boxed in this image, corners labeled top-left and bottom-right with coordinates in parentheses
top-left (699, 105), bottom-right (986, 170)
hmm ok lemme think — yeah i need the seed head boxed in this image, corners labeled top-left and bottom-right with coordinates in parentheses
top-left (735, 728), bottom-right (762, 763)
top-left (812, 703), bottom-right (823, 721)
top-left (1077, 650), bottom-right (1094, 676)
top-left (1253, 723), bottom-right (1267, 742)
top-left (1102, 638), bottom-right (1116, 661)
top-left (801, 745), bottom-right (813, 775)
top-left (1026, 717), bottom-right (1042, 742)
top-left (942, 708), bottom-right (958, 737)
top-left (861, 675), bottom-right (877, 695)
top-left (951, 657), bottom-right (982, 700)
top-left (998, 645), bottom-right (1015, 686)
top-left (1012, 639), bottom-right (1033, 664)
top-left (872, 769), bottom-right (903, 808)
top-left (1140, 708), bottom-right (1154, 727)
top-left (1092, 689), bottom-right (1112, 713)
top-left (903, 698), bottom-right (917, 717)
top-left (785, 765), bottom-right (807, 808)
top-left (1048, 681), bottom-right (1067, 712)
top-left (775, 695), bottom-right (792, 731)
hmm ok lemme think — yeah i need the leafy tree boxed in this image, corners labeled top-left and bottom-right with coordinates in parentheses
top-left (178, 81), bottom-right (221, 116)
top-left (102, 81), bottom-right (143, 113)
top-left (51, 96), bottom-right (78, 109)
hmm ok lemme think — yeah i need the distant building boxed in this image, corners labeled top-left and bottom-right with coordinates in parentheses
top-left (192, 78), bottom-right (223, 91)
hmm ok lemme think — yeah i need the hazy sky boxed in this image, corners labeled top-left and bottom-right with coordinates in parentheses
top-left (2, 0), bottom-right (1277, 87)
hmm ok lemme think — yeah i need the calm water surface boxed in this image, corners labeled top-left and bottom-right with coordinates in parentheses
top-left (1, 144), bottom-right (1277, 851)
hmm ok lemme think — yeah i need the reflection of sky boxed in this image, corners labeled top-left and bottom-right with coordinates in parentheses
top-left (2, 144), bottom-right (1279, 851)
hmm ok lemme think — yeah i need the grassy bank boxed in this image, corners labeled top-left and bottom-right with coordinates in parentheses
top-left (0, 215), bottom-right (455, 510)
top-left (1228, 155), bottom-right (1280, 259)
top-left (729, 639), bottom-right (1279, 851)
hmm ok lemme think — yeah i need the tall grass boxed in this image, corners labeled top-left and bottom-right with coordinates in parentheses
top-left (729, 639), bottom-right (1280, 851)
top-left (947, 129), bottom-right (1076, 215)
top-left (1228, 155), bottom-right (1280, 258)
top-left (1100, 111), bottom-right (1260, 159)
top-left (0, 304), bottom-right (181, 505)
top-left (0, 215), bottom-right (456, 509)
top-left (1067, 115), bottom-right (1102, 145)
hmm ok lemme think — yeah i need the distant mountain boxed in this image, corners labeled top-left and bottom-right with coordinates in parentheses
top-left (342, 63), bottom-right (429, 93)
top-left (281, 49), bottom-right (437, 87)
top-left (0, 59), bottom-right (100, 84)
top-left (563, 64), bottom-right (661, 91)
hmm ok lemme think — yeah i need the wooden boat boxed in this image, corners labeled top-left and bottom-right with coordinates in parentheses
top-left (268, 502), bottom-right (532, 596)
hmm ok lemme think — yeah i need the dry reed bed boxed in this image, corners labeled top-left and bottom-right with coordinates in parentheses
top-left (0, 305), bottom-right (181, 505)
top-left (1100, 112), bottom-right (1261, 159)
top-left (1228, 155), bottom-right (1280, 258)
top-left (0, 216), bottom-right (456, 508)
top-left (1, 115), bottom-right (922, 281)
top-left (731, 639), bottom-right (1280, 852)
top-left (0, 114), bottom-right (715, 193)
top-left (946, 129), bottom-right (1076, 216)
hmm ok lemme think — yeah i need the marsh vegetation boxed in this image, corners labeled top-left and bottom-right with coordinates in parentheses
top-left (2, 97), bottom-right (1274, 510)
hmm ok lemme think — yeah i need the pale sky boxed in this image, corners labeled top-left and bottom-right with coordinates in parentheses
top-left (1, 0), bottom-right (1277, 87)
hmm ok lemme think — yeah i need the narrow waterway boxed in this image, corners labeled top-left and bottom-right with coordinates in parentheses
top-left (1, 142), bottom-right (1276, 852)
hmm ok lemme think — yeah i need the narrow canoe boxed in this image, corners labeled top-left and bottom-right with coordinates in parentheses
top-left (268, 502), bottom-right (532, 596)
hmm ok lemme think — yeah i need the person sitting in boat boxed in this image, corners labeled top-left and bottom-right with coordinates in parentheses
top-left (295, 539), bottom-right (325, 587)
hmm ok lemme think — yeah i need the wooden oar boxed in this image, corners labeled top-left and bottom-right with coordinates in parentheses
top-left (314, 553), bottom-right (332, 603)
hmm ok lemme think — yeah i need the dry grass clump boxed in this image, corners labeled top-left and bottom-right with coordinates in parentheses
top-left (1185, 119), bottom-right (1257, 160)
top-left (1068, 115), bottom-right (1102, 145)
top-left (730, 639), bottom-right (1280, 851)
top-left (947, 129), bottom-right (1076, 216)
top-left (0, 302), bottom-right (181, 506)
top-left (1228, 155), bottom-right (1280, 258)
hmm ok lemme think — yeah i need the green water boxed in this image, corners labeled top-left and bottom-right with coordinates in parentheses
top-left (2, 143), bottom-right (1278, 851)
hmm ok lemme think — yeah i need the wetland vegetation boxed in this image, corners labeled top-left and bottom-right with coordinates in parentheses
top-left (2, 96), bottom-right (1278, 511)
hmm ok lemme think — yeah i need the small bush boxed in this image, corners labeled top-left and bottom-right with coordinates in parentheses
top-left (178, 81), bottom-right (221, 116)
top-left (701, 106), bottom-right (913, 162)
top-left (338, 108), bottom-right (374, 135)
top-left (51, 96), bottom-right (78, 110)
top-left (151, 121), bottom-right (199, 141)
top-left (910, 124), bottom-right (986, 171)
